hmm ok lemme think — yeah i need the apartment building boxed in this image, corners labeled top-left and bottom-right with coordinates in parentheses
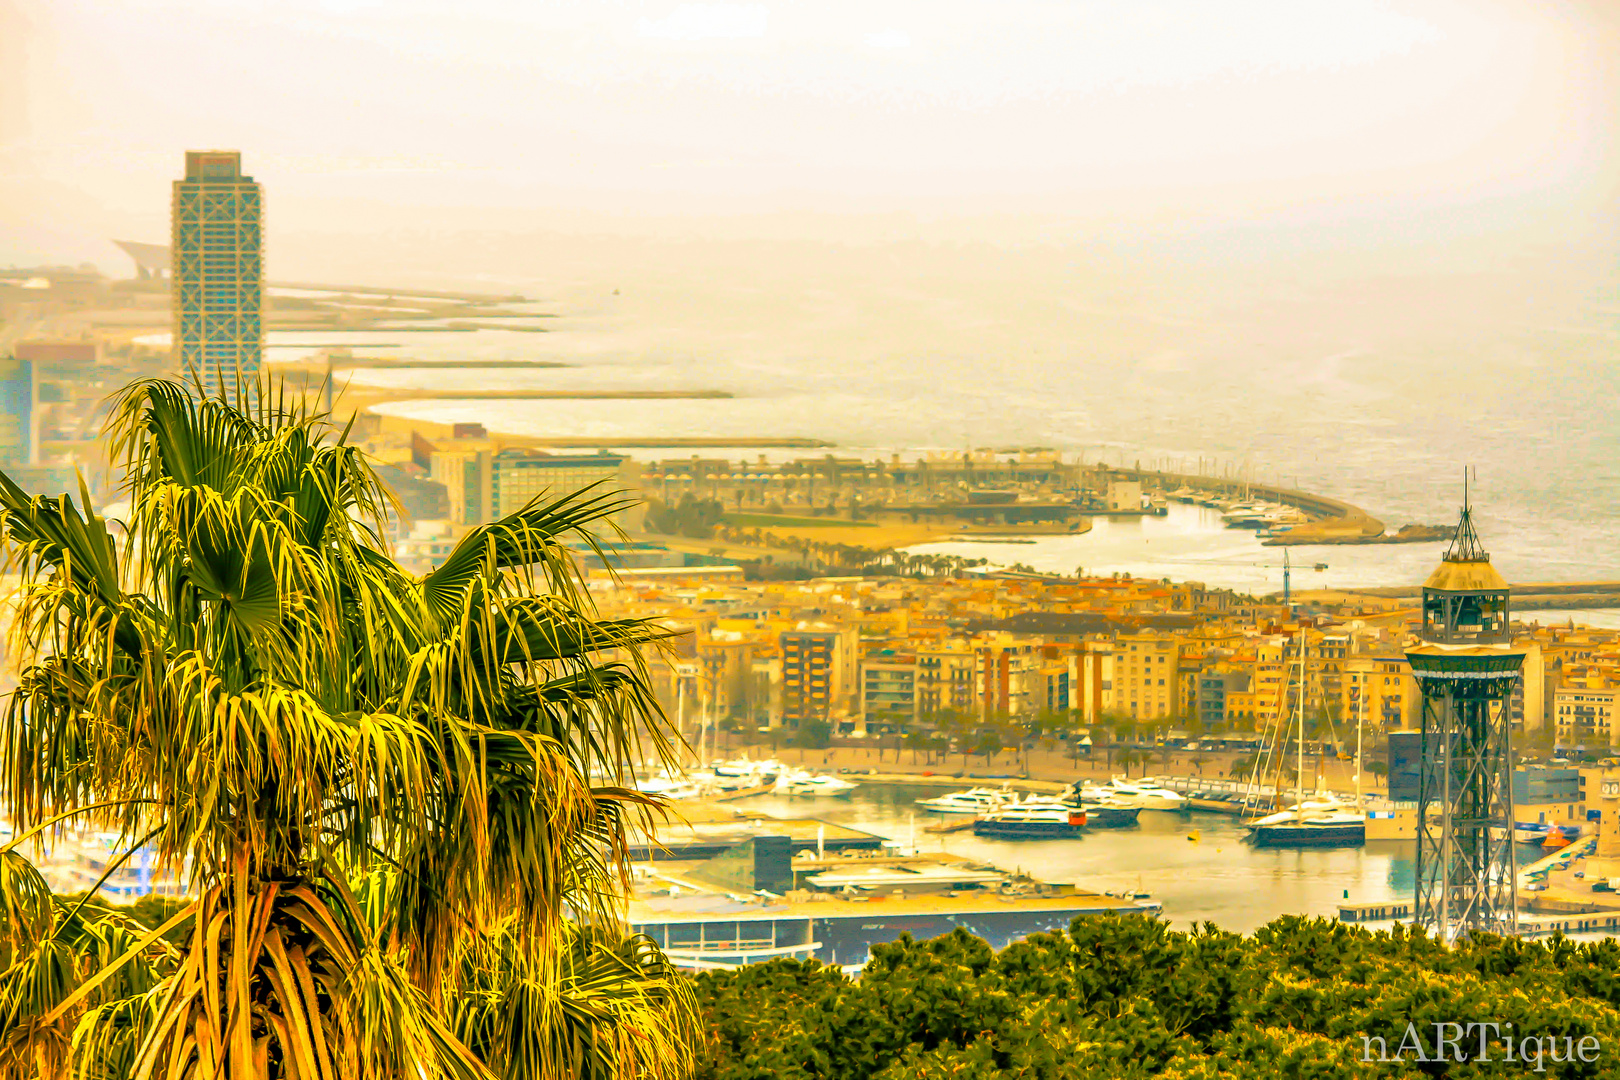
top-left (916, 644), bottom-right (978, 718)
top-left (780, 626), bottom-right (854, 729)
top-left (1114, 633), bottom-right (1178, 721)
top-left (861, 652), bottom-right (919, 732)
top-left (1554, 684), bottom-right (1620, 750)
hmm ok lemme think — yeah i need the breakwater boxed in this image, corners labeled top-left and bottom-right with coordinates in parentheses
top-left (1114, 466), bottom-right (1380, 527)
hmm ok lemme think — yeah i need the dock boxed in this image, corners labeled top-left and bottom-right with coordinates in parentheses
top-left (1518, 835), bottom-right (1597, 886)
top-left (1519, 913), bottom-right (1620, 937)
top-left (1339, 903), bottom-right (1620, 938)
top-left (1339, 901), bottom-right (1412, 923)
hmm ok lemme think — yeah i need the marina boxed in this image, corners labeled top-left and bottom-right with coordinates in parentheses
top-left (708, 783), bottom-right (1409, 933)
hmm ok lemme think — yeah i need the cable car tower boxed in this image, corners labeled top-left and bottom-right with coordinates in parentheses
top-left (1406, 480), bottom-right (1522, 942)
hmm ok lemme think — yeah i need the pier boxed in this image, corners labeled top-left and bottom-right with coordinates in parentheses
top-left (1339, 901), bottom-right (1412, 922)
top-left (1518, 835), bottom-right (1597, 887)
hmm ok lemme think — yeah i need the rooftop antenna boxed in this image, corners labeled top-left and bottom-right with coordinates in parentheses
top-left (1446, 466), bottom-right (1487, 563)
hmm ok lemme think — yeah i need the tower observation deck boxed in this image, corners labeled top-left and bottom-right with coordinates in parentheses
top-left (1405, 494), bottom-right (1522, 942)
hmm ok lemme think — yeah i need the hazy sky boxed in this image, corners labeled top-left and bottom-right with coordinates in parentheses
top-left (3, 0), bottom-right (1617, 274)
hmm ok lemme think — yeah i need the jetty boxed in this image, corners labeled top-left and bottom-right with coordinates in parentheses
top-left (1338, 900), bottom-right (1412, 923)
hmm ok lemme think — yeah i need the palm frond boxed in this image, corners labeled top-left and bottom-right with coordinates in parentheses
top-left (0, 375), bottom-right (696, 1080)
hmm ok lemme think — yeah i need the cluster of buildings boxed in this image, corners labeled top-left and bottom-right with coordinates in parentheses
top-left (587, 566), bottom-right (1620, 751)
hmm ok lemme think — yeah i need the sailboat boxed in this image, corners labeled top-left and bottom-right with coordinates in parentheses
top-left (1245, 631), bottom-right (1366, 848)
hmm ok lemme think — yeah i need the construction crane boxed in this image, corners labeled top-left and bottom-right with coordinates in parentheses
top-left (1252, 549), bottom-right (1332, 608)
top-left (1184, 548), bottom-right (1328, 608)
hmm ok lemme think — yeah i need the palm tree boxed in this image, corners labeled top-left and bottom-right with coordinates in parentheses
top-left (0, 379), bottom-right (694, 1080)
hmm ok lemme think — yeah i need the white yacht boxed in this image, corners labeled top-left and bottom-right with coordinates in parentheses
top-left (713, 757), bottom-right (782, 782)
top-left (1061, 784), bottom-right (1143, 827)
top-left (1246, 805), bottom-right (1366, 847)
top-left (774, 769), bottom-right (859, 797)
top-left (972, 801), bottom-right (1086, 838)
top-left (915, 787), bottom-right (1012, 814)
top-left (1220, 503), bottom-right (1272, 528)
top-left (635, 776), bottom-right (709, 801)
top-left (1105, 778), bottom-right (1189, 813)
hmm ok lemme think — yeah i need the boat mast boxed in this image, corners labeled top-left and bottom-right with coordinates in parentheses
top-left (1355, 673), bottom-right (1364, 810)
top-left (676, 678), bottom-right (687, 768)
top-left (1295, 630), bottom-right (1305, 808)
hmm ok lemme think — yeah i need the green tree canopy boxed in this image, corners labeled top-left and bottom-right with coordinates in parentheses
top-left (695, 915), bottom-right (1620, 1079)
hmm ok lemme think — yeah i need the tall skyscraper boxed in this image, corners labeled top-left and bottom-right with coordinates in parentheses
top-left (172, 151), bottom-right (262, 400)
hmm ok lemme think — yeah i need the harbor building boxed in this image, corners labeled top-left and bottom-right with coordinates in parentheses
top-left (172, 151), bottom-right (262, 399)
top-left (1104, 478), bottom-right (1142, 512)
top-left (626, 816), bottom-right (1161, 971)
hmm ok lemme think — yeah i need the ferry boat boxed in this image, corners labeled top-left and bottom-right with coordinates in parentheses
top-left (915, 787), bottom-right (1012, 815)
top-left (972, 802), bottom-right (1087, 838)
top-left (774, 769), bottom-right (859, 797)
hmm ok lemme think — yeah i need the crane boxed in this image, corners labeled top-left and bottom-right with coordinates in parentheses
top-left (1179, 548), bottom-right (1328, 608)
top-left (1249, 549), bottom-right (1332, 608)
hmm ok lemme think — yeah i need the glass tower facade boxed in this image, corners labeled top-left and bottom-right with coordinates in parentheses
top-left (172, 151), bottom-right (263, 401)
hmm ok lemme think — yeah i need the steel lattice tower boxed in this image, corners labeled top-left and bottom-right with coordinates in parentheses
top-left (172, 151), bottom-right (263, 402)
top-left (1406, 495), bottom-right (1521, 942)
